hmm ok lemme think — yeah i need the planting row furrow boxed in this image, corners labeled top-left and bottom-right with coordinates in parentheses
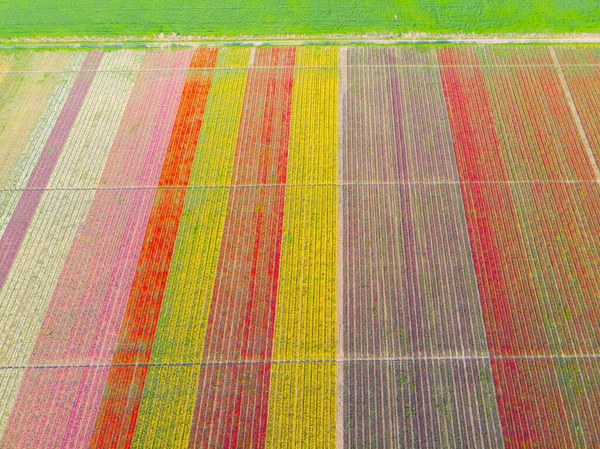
top-left (482, 48), bottom-right (595, 181)
top-left (341, 184), bottom-right (487, 358)
top-left (509, 183), bottom-right (600, 354)
top-left (0, 190), bottom-right (96, 443)
top-left (342, 65), bottom-right (399, 182)
top-left (342, 50), bottom-right (488, 358)
top-left (550, 46), bottom-right (600, 66)
top-left (187, 48), bottom-right (251, 187)
top-left (344, 359), bottom-right (504, 448)
top-left (0, 54), bottom-right (86, 239)
top-left (0, 52), bottom-right (75, 189)
top-left (492, 358), bottom-right (600, 448)
top-left (46, 51), bottom-right (144, 189)
top-left (557, 61), bottom-right (600, 172)
top-left (439, 50), bottom-right (547, 356)
top-left (0, 51), bottom-right (103, 290)
top-left (285, 47), bottom-right (338, 185)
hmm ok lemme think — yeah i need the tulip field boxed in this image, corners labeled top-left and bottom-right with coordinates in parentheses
top-left (0, 45), bottom-right (598, 448)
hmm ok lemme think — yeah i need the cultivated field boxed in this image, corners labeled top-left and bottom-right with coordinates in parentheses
top-left (0, 46), bottom-right (599, 448)
top-left (1, 1), bottom-right (600, 38)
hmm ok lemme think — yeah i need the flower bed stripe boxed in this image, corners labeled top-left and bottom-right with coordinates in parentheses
top-left (188, 47), bottom-right (295, 449)
top-left (0, 51), bottom-right (102, 290)
top-left (89, 48), bottom-right (218, 449)
top-left (267, 47), bottom-right (338, 449)
top-left (132, 48), bottom-right (252, 448)
top-left (0, 54), bottom-right (86, 240)
top-left (0, 52), bottom-right (73, 188)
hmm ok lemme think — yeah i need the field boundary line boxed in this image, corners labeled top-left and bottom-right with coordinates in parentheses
top-left (2, 354), bottom-right (600, 370)
top-left (336, 46), bottom-right (347, 449)
top-left (1, 179), bottom-right (598, 193)
top-left (6, 64), bottom-right (600, 75)
top-left (551, 47), bottom-right (600, 181)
